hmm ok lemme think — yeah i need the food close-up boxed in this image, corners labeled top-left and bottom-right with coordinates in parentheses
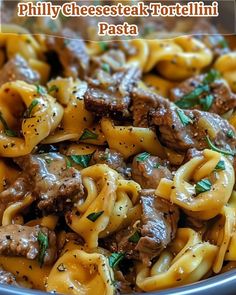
top-left (0, 0), bottom-right (236, 294)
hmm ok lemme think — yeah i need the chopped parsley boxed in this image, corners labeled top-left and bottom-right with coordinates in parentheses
top-left (101, 63), bottom-right (110, 73)
top-left (176, 109), bottom-right (193, 126)
top-left (99, 41), bottom-right (109, 51)
top-left (199, 94), bottom-right (214, 111)
top-left (66, 158), bottom-right (72, 168)
top-left (128, 231), bottom-right (141, 243)
top-left (136, 152), bottom-right (150, 162)
top-left (24, 100), bottom-right (39, 118)
top-left (0, 112), bottom-right (17, 137)
top-left (48, 85), bottom-right (59, 93)
top-left (195, 179), bottom-right (212, 195)
top-left (36, 85), bottom-right (47, 96)
top-left (69, 154), bottom-right (93, 168)
top-left (79, 129), bottom-right (98, 141)
top-left (109, 252), bottom-right (125, 269)
top-left (175, 70), bottom-right (220, 109)
top-left (87, 211), bottom-right (104, 222)
top-left (206, 136), bottom-right (236, 157)
top-left (227, 130), bottom-right (235, 139)
top-left (37, 231), bottom-right (49, 267)
top-left (215, 160), bottom-right (225, 171)
top-left (153, 163), bottom-right (160, 168)
top-left (218, 38), bottom-right (228, 49)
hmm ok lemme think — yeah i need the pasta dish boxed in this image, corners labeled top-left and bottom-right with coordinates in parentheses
top-left (0, 2), bottom-right (236, 294)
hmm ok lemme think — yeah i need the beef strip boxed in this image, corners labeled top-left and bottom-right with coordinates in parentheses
top-left (170, 74), bottom-right (236, 115)
top-left (46, 28), bottom-right (89, 79)
top-left (91, 148), bottom-right (127, 175)
top-left (131, 153), bottom-right (173, 189)
top-left (131, 87), bottom-right (163, 127)
top-left (0, 55), bottom-right (39, 86)
top-left (13, 153), bottom-right (84, 212)
top-left (0, 224), bottom-right (56, 265)
top-left (0, 268), bottom-right (19, 286)
top-left (84, 65), bottom-right (140, 117)
top-left (105, 189), bottom-right (179, 266)
top-left (184, 148), bottom-right (203, 163)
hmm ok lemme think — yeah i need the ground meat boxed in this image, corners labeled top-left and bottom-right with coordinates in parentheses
top-left (0, 55), bottom-right (39, 86)
top-left (131, 153), bottom-right (173, 189)
top-left (105, 190), bottom-right (179, 266)
top-left (91, 148), bottom-right (126, 175)
top-left (131, 87), bottom-right (161, 127)
top-left (84, 66), bottom-right (140, 117)
top-left (14, 153), bottom-right (84, 212)
top-left (0, 225), bottom-right (56, 265)
top-left (170, 74), bottom-right (236, 115)
top-left (46, 28), bottom-right (89, 79)
top-left (0, 268), bottom-right (19, 286)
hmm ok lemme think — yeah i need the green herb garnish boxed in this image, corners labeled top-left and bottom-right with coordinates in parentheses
top-left (109, 252), bottom-right (125, 269)
top-left (175, 70), bottom-right (220, 109)
top-left (79, 129), bottom-right (98, 141)
top-left (153, 163), bottom-right (160, 168)
top-left (37, 231), bottom-right (49, 267)
top-left (227, 130), bottom-right (235, 139)
top-left (206, 136), bottom-right (235, 156)
top-left (99, 41), bottom-right (109, 51)
top-left (176, 109), bottom-right (193, 126)
top-left (24, 100), bottom-right (39, 118)
top-left (69, 154), bottom-right (93, 168)
top-left (215, 160), bottom-right (225, 171)
top-left (0, 112), bottom-right (17, 137)
top-left (199, 94), bottom-right (214, 111)
top-left (48, 85), bottom-right (59, 93)
top-left (87, 211), bottom-right (104, 222)
top-left (101, 63), bottom-right (110, 73)
top-left (66, 158), bottom-right (72, 168)
top-left (128, 231), bottom-right (141, 243)
top-left (218, 38), bottom-right (228, 49)
top-left (136, 152), bottom-right (150, 162)
top-left (195, 179), bottom-right (212, 195)
top-left (203, 69), bottom-right (220, 85)
top-left (36, 85), bottom-right (47, 96)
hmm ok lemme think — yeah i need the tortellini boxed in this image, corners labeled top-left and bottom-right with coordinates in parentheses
top-left (0, 81), bottom-right (63, 156)
top-left (66, 164), bottom-right (141, 248)
top-left (136, 228), bottom-right (218, 291)
top-left (156, 149), bottom-right (235, 219)
top-left (47, 249), bottom-right (115, 295)
top-left (214, 52), bottom-right (236, 92)
top-left (128, 36), bottom-right (213, 80)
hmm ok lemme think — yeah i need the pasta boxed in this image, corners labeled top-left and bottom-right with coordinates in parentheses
top-left (0, 6), bottom-right (235, 295)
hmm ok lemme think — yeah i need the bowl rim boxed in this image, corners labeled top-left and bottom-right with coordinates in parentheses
top-left (0, 268), bottom-right (236, 295)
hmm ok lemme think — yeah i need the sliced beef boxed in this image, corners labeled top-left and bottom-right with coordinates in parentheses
top-left (84, 66), bottom-right (140, 117)
top-left (170, 74), bottom-right (236, 115)
top-left (131, 87), bottom-right (163, 127)
top-left (131, 153), bottom-right (172, 189)
top-left (0, 268), bottom-right (19, 286)
top-left (0, 55), bottom-right (39, 86)
top-left (14, 153), bottom-right (84, 212)
top-left (184, 148), bottom-right (203, 163)
top-left (105, 190), bottom-right (179, 266)
top-left (0, 224), bottom-right (56, 265)
top-left (91, 148), bottom-right (126, 174)
top-left (46, 28), bottom-right (89, 79)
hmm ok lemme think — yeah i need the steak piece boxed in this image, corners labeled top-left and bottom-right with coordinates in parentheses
top-left (105, 190), bottom-right (179, 266)
top-left (0, 55), bottom-right (39, 86)
top-left (46, 28), bottom-right (89, 79)
top-left (131, 153), bottom-right (172, 189)
top-left (0, 224), bottom-right (56, 265)
top-left (85, 66), bottom-right (140, 118)
top-left (170, 74), bottom-right (236, 115)
top-left (14, 153), bottom-right (84, 212)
